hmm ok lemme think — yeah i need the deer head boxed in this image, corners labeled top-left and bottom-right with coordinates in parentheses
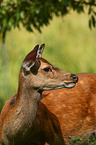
top-left (19, 43), bottom-right (78, 93)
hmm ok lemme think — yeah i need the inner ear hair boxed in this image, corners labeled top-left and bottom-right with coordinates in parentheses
top-left (23, 61), bottom-right (35, 71)
top-left (23, 60), bottom-right (41, 76)
top-left (23, 61), bottom-right (35, 76)
top-left (36, 43), bottom-right (45, 58)
top-left (23, 67), bottom-right (30, 76)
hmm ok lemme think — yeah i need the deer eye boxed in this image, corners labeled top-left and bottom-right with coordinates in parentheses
top-left (43, 67), bottom-right (52, 72)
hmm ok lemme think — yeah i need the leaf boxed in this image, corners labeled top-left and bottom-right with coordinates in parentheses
top-left (26, 25), bottom-right (33, 32)
top-left (77, 137), bottom-right (80, 141)
top-left (63, 0), bottom-right (70, 6)
top-left (8, 21), bottom-right (12, 28)
top-left (2, 19), bottom-right (7, 28)
top-left (91, 15), bottom-right (95, 27)
top-left (89, 19), bottom-right (92, 29)
top-left (35, 8), bottom-right (40, 14)
top-left (20, 12), bottom-right (25, 19)
top-left (71, 137), bottom-right (76, 143)
top-left (93, 11), bottom-right (96, 15)
top-left (17, 0), bottom-right (20, 4)
top-left (16, 12), bottom-right (20, 21)
top-left (88, 7), bottom-right (91, 15)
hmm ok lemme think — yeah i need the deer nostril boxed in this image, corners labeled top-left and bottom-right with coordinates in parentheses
top-left (71, 74), bottom-right (78, 83)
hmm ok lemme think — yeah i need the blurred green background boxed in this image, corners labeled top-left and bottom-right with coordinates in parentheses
top-left (0, 11), bottom-right (96, 111)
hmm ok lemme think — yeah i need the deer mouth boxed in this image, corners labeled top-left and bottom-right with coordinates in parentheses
top-left (43, 82), bottom-right (76, 91)
top-left (63, 74), bottom-right (78, 88)
top-left (64, 82), bottom-right (76, 88)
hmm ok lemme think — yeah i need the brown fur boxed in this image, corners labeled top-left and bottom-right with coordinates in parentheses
top-left (0, 73), bottom-right (95, 144)
top-left (34, 73), bottom-right (96, 144)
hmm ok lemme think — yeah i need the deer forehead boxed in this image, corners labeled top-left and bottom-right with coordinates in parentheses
top-left (37, 58), bottom-right (53, 69)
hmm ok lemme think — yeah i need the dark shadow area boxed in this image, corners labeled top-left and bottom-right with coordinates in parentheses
top-left (31, 102), bottom-right (65, 145)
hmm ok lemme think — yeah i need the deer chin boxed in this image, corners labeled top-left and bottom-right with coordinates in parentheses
top-left (43, 86), bottom-right (64, 91)
top-left (64, 82), bottom-right (76, 88)
top-left (43, 82), bottom-right (76, 91)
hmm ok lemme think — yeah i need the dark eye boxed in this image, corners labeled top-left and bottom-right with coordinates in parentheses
top-left (43, 67), bottom-right (52, 72)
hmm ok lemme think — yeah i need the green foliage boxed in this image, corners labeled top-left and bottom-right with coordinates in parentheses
top-left (68, 130), bottom-right (96, 145)
top-left (0, 0), bottom-right (96, 42)
top-left (0, 12), bottom-right (96, 104)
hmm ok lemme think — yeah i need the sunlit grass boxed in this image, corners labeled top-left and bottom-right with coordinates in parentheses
top-left (0, 10), bottom-right (96, 107)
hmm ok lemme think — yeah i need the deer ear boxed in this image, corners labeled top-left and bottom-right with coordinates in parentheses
top-left (23, 44), bottom-right (39, 63)
top-left (22, 43), bottom-right (45, 74)
top-left (23, 44), bottom-right (39, 72)
top-left (36, 43), bottom-right (45, 58)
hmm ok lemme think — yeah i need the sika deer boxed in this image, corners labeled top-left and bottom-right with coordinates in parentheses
top-left (0, 44), bottom-right (78, 145)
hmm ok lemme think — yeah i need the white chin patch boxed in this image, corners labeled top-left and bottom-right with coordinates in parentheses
top-left (43, 83), bottom-right (75, 91)
top-left (64, 83), bottom-right (75, 88)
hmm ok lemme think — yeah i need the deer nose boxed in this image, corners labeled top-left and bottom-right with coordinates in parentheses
top-left (70, 74), bottom-right (78, 83)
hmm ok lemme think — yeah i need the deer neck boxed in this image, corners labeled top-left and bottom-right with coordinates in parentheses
top-left (18, 84), bottom-right (41, 111)
top-left (20, 87), bottom-right (41, 105)
top-left (15, 84), bottom-right (42, 130)
top-left (4, 84), bottom-right (42, 137)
